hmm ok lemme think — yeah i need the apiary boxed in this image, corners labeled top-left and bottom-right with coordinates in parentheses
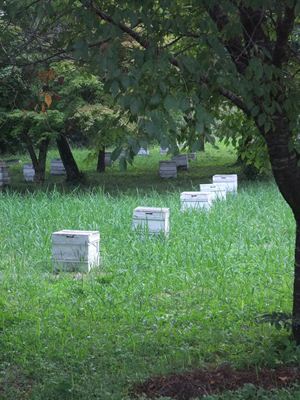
top-left (199, 183), bottom-right (227, 200)
top-left (159, 161), bottom-right (177, 178)
top-left (52, 230), bottom-right (100, 272)
top-left (23, 164), bottom-right (35, 182)
top-left (50, 159), bottom-right (66, 175)
top-left (132, 207), bottom-right (169, 236)
top-left (212, 174), bottom-right (238, 193)
top-left (180, 191), bottom-right (214, 211)
top-left (171, 154), bottom-right (189, 170)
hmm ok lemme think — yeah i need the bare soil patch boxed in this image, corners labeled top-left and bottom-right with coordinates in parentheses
top-left (133, 365), bottom-right (300, 399)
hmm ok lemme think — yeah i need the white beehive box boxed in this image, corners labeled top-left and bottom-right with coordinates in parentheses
top-left (180, 192), bottom-right (214, 211)
top-left (172, 154), bottom-right (189, 170)
top-left (52, 230), bottom-right (100, 272)
top-left (160, 147), bottom-right (169, 155)
top-left (0, 161), bottom-right (10, 186)
top-left (138, 148), bottom-right (149, 156)
top-left (132, 207), bottom-right (169, 236)
top-left (23, 164), bottom-right (35, 182)
top-left (199, 183), bottom-right (227, 200)
top-left (50, 159), bottom-right (66, 175)
top-left (212, 174), bottom-right (238, 193)
top-left (159, 161), bottom-right (177, 178)
top-left (105, 152), bottom-right (112, 167)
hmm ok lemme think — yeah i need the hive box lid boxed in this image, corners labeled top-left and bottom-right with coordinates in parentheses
top-left (52, 230), bottom-right (100, 244)
top-left (213, 174), bottom-right (238, 182)
top-left (133, 207), bottom-right (169, 218)
top-left (180, 191), bottom-right (214, 200)
top-left (200, 183), bottom-right (227, 191)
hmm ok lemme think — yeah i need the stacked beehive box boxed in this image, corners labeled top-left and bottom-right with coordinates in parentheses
top-left (52, 230), bottom-right (100, 272)
top-left (199, 183), bottom-right (227, 200)
top-left (132, 207), bottom-right (170, 236)
top-left (159, 161), bottom-right (177, 178)
top-left (0, 161), bottom-right (10, 186)
top-left (212, 174), bottom-right (238, 193)
top-left (180, 192), bottom-right (215, 211)
top-left (23, 164), bottom-right (35, 182)
top-left (172, 154), bottom-right (189, 170)
top-left (50, 159), bottom-right (66, 175)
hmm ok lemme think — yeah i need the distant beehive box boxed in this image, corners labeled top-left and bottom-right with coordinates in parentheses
top-left (23, 164), bottom-right (35, 182)
top-left (188, 153), bottom-right (197, 161)
top-left (172, 154), bottom-right (189, 170)
top-left (180, 191), bottom-right (215, 211)
top-left (52, 230), bottom-right (100, 272)
top-left (160, 147), bottom-right (169, 155)
top-left (159, 161), bottom-right (177, 178)
top-left (105, 152), bottom-right (112, 167)
top-left (212, 174), bottom-right (238, 193)
top-left (132, 207), bottom-right (170, 236)
top-left (138, 148), bottom-right (149, 156)
top-left (50, 159), bottom-right (66, 175)
top-left (0, 161), bottom-right (10, 186)
top-left (199, 183), bottom-right (227, 200)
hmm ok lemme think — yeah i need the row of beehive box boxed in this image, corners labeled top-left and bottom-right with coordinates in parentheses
top-left (52, 174), bottom-right (237, 272)
top-left (1, 149), bottom-right (193, 183)
top-left (159, 154), bottom-right (197, 178)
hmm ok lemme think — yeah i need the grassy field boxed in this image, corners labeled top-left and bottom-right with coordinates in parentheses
top-left (0, 145), bottom-right (299, 399)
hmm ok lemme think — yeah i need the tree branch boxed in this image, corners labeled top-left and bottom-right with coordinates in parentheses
top-left (273, 5), bottom-right (296, 67)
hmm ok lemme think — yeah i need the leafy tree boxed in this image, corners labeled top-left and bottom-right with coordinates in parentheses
top-left (2, 1), bottom-right (300, 343)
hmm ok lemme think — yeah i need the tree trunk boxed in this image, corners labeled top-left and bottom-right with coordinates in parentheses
top-left (21, 131), bottom-right (49, 183)
top-left (34, 137), bottom-right (50, 183)
top-left (56, 134), bottom-right (81, 182)
top-left (97, 147), bottom-right (106, 173)
top-left (199, 135), bottom-right (205, 152)
top-left (293, 223), bottom-right (300, 343)
top-left (262, 115), bottom-right (300, 344)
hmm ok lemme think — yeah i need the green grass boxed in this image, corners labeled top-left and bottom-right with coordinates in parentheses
top-left (0, 145), bottom-right (299, 399)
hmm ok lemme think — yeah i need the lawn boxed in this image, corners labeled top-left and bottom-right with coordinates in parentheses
top-left (0, 145), bottom-right (299, 399)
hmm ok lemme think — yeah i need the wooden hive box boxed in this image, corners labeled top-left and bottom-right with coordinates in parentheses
top-left (212, 174), bottom-right (238, 193)
top-left (52, 230), bottom-right (100, 272)
top-left (50, 159), bottom-right (66, 175)
top-left (132, 207), bottom-right (170, 236)
top-left (23, 164), bottom-right (35, 182)
top-left (199, 183), bottom-right (227, 200)
top-left (159, 161), bottom-right (177, 178)
top-left (171, 154), bottom-right (189, 170)
top-left (180, 191), bottom-right (215, 212)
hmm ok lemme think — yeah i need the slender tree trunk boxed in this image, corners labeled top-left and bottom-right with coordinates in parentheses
top-left (34, 137), bottom-right (50, 183)
top-left (56, 134), bottom-right (81, 182)
top-left (97, 147), bottom-right (106, 173)
top-left (293, 223), bottom-right (300, 343)
top-left (199, 135), bottom-right (205, 152)
top-left (21, 131), bottom-right (49, 183)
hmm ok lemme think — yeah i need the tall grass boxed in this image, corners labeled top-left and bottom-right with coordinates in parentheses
top-left (0, 178), bottom-right (298, 399)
